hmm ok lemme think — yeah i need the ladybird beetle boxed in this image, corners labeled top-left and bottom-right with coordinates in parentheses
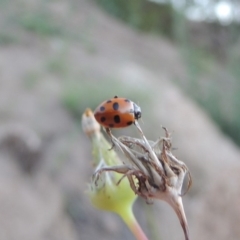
top-left (94, 96), bottom-right (141, 128)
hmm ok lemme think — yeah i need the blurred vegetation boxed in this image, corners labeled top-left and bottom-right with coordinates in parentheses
top-left (19, 12), bottom-right (62, 36)
top-left (61, 79), bottom-right (151, 120)
top-left (0, 32), bottom-right (18, 45)
top-left (96, 0), bottom-right (240, 146)
top-left (97, 0), bottom-right (173, 37)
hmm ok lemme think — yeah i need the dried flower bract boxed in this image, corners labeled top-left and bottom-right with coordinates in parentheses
top-left (94, 121), bottom-right (192, 240)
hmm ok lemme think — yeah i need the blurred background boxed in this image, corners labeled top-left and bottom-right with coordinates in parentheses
top-left (0, 0), bottom-right (240, 239)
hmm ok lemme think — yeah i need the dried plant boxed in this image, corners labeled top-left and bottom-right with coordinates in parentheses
top-left (83, 108), bottom-right (192, 240)
top-left (93, 122), bottom-right (192, 240)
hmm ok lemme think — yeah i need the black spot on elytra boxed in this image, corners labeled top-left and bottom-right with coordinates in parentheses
top-left (113, 102), bottom-right (119, 110)
top-left (106, 100), bottom-right (112, 103)
top-left (100, 106), bottom-right (105, 111)
top-left (114, 115), bottom-right (121, 123)
top-left (114, 96), bottom-right (118, 98)
top-left (100, 117), bottom-right (106, 122)
top-left (109, 123), bottom-right (114, 127)
top-left (127, 121), bottom-right (133, 125)
top-left (125, 99), bottom-right (130, 102)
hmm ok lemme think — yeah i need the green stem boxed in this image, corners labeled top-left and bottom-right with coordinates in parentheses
top-left (118, 206), bottom-right (148, 240)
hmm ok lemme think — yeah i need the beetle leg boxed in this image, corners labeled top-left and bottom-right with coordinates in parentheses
top-left (105, 128), bottom-right (116, 150)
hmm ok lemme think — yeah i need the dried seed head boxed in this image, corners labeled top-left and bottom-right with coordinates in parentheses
top-left (94, 122), bottom-right (192, 240)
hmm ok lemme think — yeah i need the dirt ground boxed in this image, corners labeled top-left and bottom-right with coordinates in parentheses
top-left (0, 0), bottom-right (240, 240)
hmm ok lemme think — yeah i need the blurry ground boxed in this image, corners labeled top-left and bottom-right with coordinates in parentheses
top-left (0, 0), bottom-right (240, 240)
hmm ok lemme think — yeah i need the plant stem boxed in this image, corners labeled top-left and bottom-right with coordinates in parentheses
top-left (118, 206), bottom-right (148, 240)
